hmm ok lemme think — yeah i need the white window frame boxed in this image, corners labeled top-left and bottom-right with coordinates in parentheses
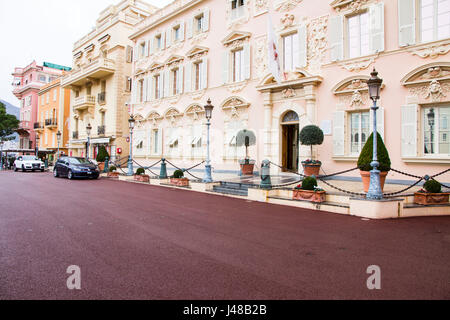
top-left (419, 0), bottom-right (450, 43)
top-left (231, 0), bottom-right (246, 20)
top-left (422, 105), bottom-right (450, 156)
top-left (346, 11), bottom-right (370, 59)
top-left (349, 110), bottom-right (370, 156)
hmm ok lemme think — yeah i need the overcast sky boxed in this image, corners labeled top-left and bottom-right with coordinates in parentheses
top-left (0, 0), bottom-right (172, 107)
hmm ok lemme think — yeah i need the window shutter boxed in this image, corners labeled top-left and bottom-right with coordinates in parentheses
top-left (159, 73), bottom-right (164, 99)
top-left (161, 32), bottom-right (166, 49)
top-left (187, 18), bottom-right (193, 38)
top-left (131, 79), bottom-right (136, 103)
top-left (401, 104), bottom-right (418, 157)
top-left (333, 111), bottom-right (345, 156)
top-left (203, 8), bottom-right (210, 32)
top-left (178, 65), bottom-right (184, 94)
top-left (398, 0), bottom-right (416, 47)
top-left (147, 76), bottom-right (153, 101)
top-left (369, 107), bottom-right (385, 140)
top-left (149, 38), bottom-right (154, 54)
top-left (369, 2), bottom-right (385, 54)
top-left (222, 51), bottom-right (229, 84)
top-left (201, 59), bottom-right (208, 90)
top-left (166, 28), bottom-right (172, 47)
top-left (243, 43), bottom-right (251, 80)
top-left (164, 69), bottom-right (170, 97)
top-left (145, 40), bottom-right (149, 57)
top-left (144, 77), bottom-right (149, 102)
top-left (185, 62), bottom-right (192, 92)
top-left (134, 45), bottom-right (139, 61)
top-left (180, 21), bottom-right (185, 41)
top-left (296, 25), bottom-right (307, 68)
top-left (329, 15), bottom-right (344, 62)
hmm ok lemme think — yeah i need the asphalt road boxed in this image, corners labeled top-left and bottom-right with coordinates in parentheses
top-left (0, 171), bottom-right (449, 299)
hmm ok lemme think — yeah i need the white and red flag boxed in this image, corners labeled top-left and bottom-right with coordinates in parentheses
top-left (267, 15), bottom-right (282, 83)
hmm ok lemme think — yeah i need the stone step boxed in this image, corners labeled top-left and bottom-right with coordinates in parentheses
top-left (219, 182), bottom-right (253, 190)
top-left (212, 186), bottom-right (248, 196)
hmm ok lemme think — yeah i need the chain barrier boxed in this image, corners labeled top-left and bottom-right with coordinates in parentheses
top-left (383, 178), bottom-right (424, 197)
top-left (165, 159), bottom-right (205, 180)
top-left (108, 159), bottom-right (127, 174)
top-left (316, 178), bottom-right (367, 197)
top-left (132, 159), bottom-right (161, 177)
top-left (431, 177), bottom-right (450, 189)
top-left (317, 167), bottom-right (359, 179)
top-left (389, 168), bottom-right (422, 179)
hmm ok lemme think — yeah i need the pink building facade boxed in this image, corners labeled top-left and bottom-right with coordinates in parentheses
top-left (129, 0), bottom-right (449, 182)
top-left (12, 61), bottom-right (67, 151)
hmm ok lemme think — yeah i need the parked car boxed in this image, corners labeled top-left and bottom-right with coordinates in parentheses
top-left (53, 157), bottom-right (100, 180)
top-left (14, 155), bottom-right (45, 172)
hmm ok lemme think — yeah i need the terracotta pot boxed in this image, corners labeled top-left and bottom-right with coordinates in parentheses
top-left (302, 163), bottom-right (321, 176)
top-left (292, 189), bottom-right (326, 203)
top-left (97, 162), bottom-right (105, 172)
top-left (170, 177), bottom-right (189, 187)
top-left (134, 174), bottom-right (150, 182)
top-left (107, 172), bottom-right (120, 178)
top-left (240, 163), bottom-right (255, 175)
top-left (414, 192), bottom-right (449, 205)
top-left (360, 170), bottom-right (388, 193)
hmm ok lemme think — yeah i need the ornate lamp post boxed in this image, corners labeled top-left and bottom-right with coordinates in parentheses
top-left (35, 134), bottom-right (40, 157)
top-left (203, 98), bottom-right (214, 183)
top-left (366, 68), bottom-right (383, 200)
top-left (427, 108), bottom-right (435, 154)
top-left (56, 130), bottom-right (62, 159)
top-left (86, 123), bottom-right (92, 160)
top-left (127, 114), bottom-right (135, 176)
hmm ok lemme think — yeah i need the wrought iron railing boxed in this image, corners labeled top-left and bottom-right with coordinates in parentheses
top-left (45, 119), bottom-right (57, 126)
top-left (72, 131), bottom-right (79, 139)
top-left (98, 92), bottom-right (106, 104)
top-left (97, 125), bottom-right (105, 136)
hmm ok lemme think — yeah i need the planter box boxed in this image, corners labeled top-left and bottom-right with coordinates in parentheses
top-left (107, 172), bottom-right (120, 178)
top-left (414, 192), bottom-right (450, 205)
top-left (293, 189), bottom-right (326, 203)
top-left (170, 177), bottom-right (189, 187)
top-left (134, 174), bottom-right (150, 182)
top-left (360, 170), bottom-right (388, 193)
top-left (97, 162), bottom-right (105, 172)
top-left (302, 163), bottom-right (321, 176)
top-left (240, 163), bottom-right (255, 175)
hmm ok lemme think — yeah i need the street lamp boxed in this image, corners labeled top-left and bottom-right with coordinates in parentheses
top-left (127, 114), bottom-right (135, 176)
top-left (56, 130), bottom-right (62, 159)
top-left (366, 68), bottom-right (383, 200)
top-left (86, 123), bottom-right (92, 160)
top-left (203, 98), bottom-right (214, 183)
top-left (427, 108), bottom-right (435, 154)
top-left (35, 134), bottom-right (40, 157)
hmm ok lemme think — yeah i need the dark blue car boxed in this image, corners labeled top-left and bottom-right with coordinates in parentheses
top-left (53, 157), bottom-right (99, 180)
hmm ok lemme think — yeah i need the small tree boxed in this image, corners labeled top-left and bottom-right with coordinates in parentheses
top-left (135, 167), bottom-right (145, 175)
top-left (299, 125), bottom-right (324, 161)
top-left (0, 102), bottom-right (19, 143)
top-left (423, 179), bottom-right (441, 193)
top-left (357, 132), bottom-right (391, 172)
top-left (173, 169), bottom-right (184, 178)
top-left (236, 129), bottom-right (256, 162)
top-left (96, 145), bottom-right (109, 162)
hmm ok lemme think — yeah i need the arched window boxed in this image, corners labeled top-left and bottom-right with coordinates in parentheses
top-left (282, 111), bottom-right (299, 123)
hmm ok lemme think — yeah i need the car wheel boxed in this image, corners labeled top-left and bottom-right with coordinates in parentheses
top-left (14, 165), bottom-right (18, 172)
top-left (22, 165), bottom-right (25, 172)
top-left (53, 168), bottom-right (59, 177)
top-left (32, 169), bottom-right (35, 172)
top-left (41, 169), bottom-right (44, 172)
top-left (67, 170), bottom-right (74, 180)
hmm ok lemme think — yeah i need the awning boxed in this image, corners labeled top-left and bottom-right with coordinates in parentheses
top-left (169, 137), bottom-right (178, 147)
top-left (191, 136), bottom-right (201, 146)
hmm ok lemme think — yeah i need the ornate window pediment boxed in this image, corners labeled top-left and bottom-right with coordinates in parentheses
top-left (165, 55), bottom-right (184, 66)
top-left (221, 96), bottom-right (250, 120)
top-left (332, 76), bottom-right (370, 95)
top-left (185, 46), bottom-right (209, 59)
top-left (149, 62), bottom-right (164, 71)
top-left (330, 0), bottom-right (373, 13)
top-left (185, 104), bottom-right (204, 121)
top-left (332, 75), bottom-right (379, 108)
top-left (222, 31), bottom-right (251, 46)
top-left (164, 108), bottom-right (183, 124)
top-left (145, 111), bottom-right (163, 125)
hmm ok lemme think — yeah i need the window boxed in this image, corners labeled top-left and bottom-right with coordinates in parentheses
top-left (39, 75), bottom-right (46, 82)
top-left (173, 25), bottom-right (180, 42)
top-left (194, 14), bottom-right (204, 34)
top-left (46, 92), bottom-right (49, 103)
top-left (350, 111), bottom-right (370, 154)
top-left (232, 49), bottom-right (245, 82)
top-left (126, 77), bottom-right (132, 92)
top-left (155, 34), bottom-right (162, 50)
top-left (53, 89), bottom-right (57, 101)
top-left (347, 12), bottom-right (370, 59)
top-left (420, 0), bottom-right (450, 42)
top-left (86, 85), bottom-right (91, 96)
top-left (423, 106), bottom-right (450, 155)
top-left (75, 90), bottom-right (79, 98)
top-left (154, 74), bottom-right (161, 99)
top-left (231, 0), bottom-right (245, 20)
top-left (283, 33), bottom-right (299, 71)
top-left (153, 129), bottom-right (159, 154)
top-left (172, 68), bottom-right (179, 95)
top-left (191, 125), bottom-right (202, 157)
top-left (139, 79), bottom-right (144, 102)
top-left (194, 61), bottom-right (202, 91)
top-left (140, 42), bottom-right (146, 57)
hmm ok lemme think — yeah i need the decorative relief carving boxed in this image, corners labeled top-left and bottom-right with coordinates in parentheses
top-left (331, 0), bottom-right (373, 13)
top-left (408, 81), bottom-right (450, 102)
top-left (410, 41), bottom-right (450, 59)
top-left (190, 31), bottom-right (208, 45)
top-left (338, 91), bottom-right (370, 108)
top-left (282, 88), bottom-right (296, 98)
top-left (226, 1), bottom-right (251, 29)
top-left (281, 14), bottom-right (295, 28)
top-left (274, 0), bottom-right (302, 12)
top-left (254, 36), bottom-right (268, 79)
top-left (338, 55), bottom-right (376, 72)
top-left (254, 0), bottom-right (268, 16)
top-left (226, 80), bottom-right (248, 93)
top-left (425, 80), bottom-right (447, 102)
top-left (189, 89), bottom-right (206, 100)
top-left (307, 15), bottom-right (328, 75)
top-left (221, 97), bottom-right (250, 121)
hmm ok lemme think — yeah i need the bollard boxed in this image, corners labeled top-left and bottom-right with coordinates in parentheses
top-left (260, 159), bottom-right (272, 189)
top-left (104, 157), bottom-right (109, 173)
top-left (159, 158), bottom-right (168, 179)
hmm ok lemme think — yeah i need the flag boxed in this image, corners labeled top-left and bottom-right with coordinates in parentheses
top-left (267, 14), bottom-right (282, 83)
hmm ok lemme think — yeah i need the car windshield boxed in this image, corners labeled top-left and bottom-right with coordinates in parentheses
top-left (22, 156), bottom-right (39, 161)
top-left (68, 158), bottom-right (93, 165)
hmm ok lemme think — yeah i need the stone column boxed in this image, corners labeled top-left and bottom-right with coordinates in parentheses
top-left (304, 85), bottom-right (316, 124)
top-left (262, 91), bottom-right (272, 160)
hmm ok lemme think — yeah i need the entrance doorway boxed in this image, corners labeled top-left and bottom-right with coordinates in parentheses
top-left (281, 111), bottom-right (299, 172)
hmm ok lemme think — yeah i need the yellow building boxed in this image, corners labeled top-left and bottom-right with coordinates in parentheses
top-left (36, 78), bottom-right (71, 161)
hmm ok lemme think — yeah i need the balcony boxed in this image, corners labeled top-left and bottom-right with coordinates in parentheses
top-left (73, 95), bottom-right (96, 112)
top-left (98, 92), bottom-right (106, 105)
top-left (34, 122), bottom-right (44, 131)
top-left (45, 119), bottom-right (57, 128)
top-left (72, 131), bottom-right (79, 139)
top-left (61, 57), bottom-right (116, 87)
top-left (97, 125), bottom-right (106, 136)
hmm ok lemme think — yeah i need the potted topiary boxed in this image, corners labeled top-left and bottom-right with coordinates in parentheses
top-left (236, 129), bottom-right (256, 175)
top-left (299, 125), bottom-right (324, 176)
top-left (96, 145), bottom-right (109, 172)
top-left (134, 167), bottom-right (149, 182)
top-left (107, 165), bottom-right (120, 178)
top-left (357, 132), bottom-right (391, 193)
top-left (292, 176), bottom-right (326, 203)
top-left (170, 169), bottom-right (189, 187)
top-left (414, 179), bottom-right (449, 205)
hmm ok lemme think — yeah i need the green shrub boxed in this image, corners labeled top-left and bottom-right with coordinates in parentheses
top-left (357, 132), bottom-right (391, 172)
top-left (96, 145), bottom-right (109, 162)
top-left (299, 125), bottom-right (324, 160)
top-left (423, 179), bottom-right (441, 193)
top-left (301, 176), bottom-right (317, 191)
top-left (135, 167), bottom-right (145, 175)
top-left (109, 166), bottom-right (117, 172)
top-left (173, 169), bottom-right (184, 178)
